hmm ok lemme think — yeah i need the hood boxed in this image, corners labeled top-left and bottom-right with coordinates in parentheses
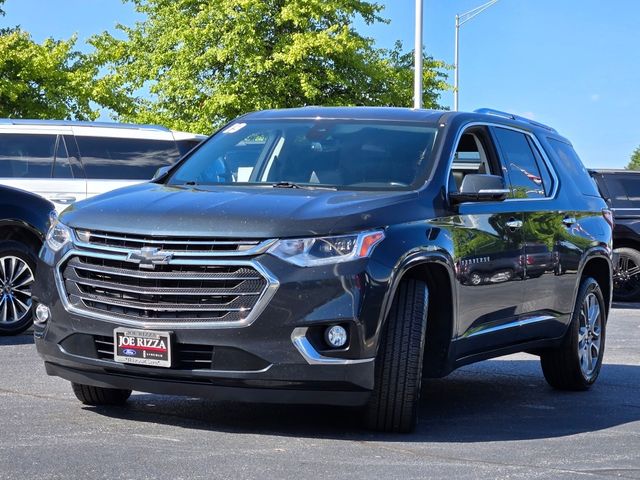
top-left (59, 182), bottom-right (423, 238)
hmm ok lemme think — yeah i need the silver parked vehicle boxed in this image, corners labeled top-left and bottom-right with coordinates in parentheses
top-left (0, 120), bottom-right (206, 211)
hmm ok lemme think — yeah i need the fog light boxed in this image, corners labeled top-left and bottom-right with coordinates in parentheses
top-left (324, 325), bottom-right (347, 348)
top-left (34, 304), bottom-right (50, 325)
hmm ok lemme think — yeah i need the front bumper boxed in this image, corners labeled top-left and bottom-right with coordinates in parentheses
top-left (33, 248), bottom-right (389, 407)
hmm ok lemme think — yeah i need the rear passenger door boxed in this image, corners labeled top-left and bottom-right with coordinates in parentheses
top-left (492, 127), bottom-right (571, 340)
top-left (447, 126), bottom-right (526, 357)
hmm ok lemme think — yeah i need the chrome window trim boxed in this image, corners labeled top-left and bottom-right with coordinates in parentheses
top-left (446, 121), bottom-right (560, 203)
top-left (291, 327), bottom-right (374, 365)
top-left (54, 248), bottom-right (279, 330)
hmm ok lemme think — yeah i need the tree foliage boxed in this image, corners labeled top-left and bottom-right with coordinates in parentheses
top-left (0, 0), bottom-right (129, 120)
top-left (91, 0), bottom-right (449, 133)
top-left (628, 145), bottom-right (640, 171)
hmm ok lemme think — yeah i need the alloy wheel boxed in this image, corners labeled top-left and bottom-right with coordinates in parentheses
top-left (577, 292), bottom-right (602, 379)
top-left (0, 256), bottom-right (34, 325)
top-left (614, 253), bottom-right (640, 299)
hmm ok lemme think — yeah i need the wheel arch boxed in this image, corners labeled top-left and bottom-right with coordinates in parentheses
top-left (0, 220), bottom-right (44, 254)
top-left (382, 251), bottom-right (457, 378)
top-left (577, 248), bottom-right (612, 317)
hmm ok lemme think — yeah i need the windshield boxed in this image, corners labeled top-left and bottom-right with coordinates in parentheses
top-left (166, 119), bottom-right (438, 190)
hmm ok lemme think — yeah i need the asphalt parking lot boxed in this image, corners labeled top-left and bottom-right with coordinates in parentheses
top-left (1, 304), bottom-right (639, 480)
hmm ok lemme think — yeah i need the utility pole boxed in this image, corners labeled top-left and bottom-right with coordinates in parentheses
top-left (414, 0), bottom-right (423, 109)
top-left (453, 0), bottom-right (500, 111)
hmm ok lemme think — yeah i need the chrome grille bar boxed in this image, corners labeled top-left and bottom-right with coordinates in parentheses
top-left (74, 229), bottom-right (276, 257)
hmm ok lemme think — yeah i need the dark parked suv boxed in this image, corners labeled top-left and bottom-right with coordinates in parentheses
top-left (0, 185), bottom-right (54, 334)
top-left (590, 169), bottom-right (640, 301)
top-left (33, 107), bottom-right (613, 432)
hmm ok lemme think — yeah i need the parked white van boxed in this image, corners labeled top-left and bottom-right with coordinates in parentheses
top-left (0, 120), bottom-right (206, 211)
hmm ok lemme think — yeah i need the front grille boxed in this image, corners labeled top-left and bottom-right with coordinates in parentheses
top-left (75, 230), bottom-right (274, 256)
top-left (57, 233), bottom-right (277, 327)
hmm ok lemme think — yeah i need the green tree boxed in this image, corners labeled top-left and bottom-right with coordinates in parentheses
top-left (627, 145), bottom-right (640, 171)
top-left (0, 0), bottom-right (130, 120)
top-left (91, 0), bottom-right (449, 133)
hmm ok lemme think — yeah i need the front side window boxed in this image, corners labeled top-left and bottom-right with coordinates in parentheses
top-left (167, 120), bottom-right (438, 190)
top-left (0, 133), bottom-right (56, 178)
top-left (493, 127), bottom-right (546, 199)
top-left (76, 136), bottom-right (181, 180)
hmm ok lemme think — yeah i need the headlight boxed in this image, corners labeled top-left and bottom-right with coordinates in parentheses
top-left (268, 230), bottom-right (384, 267)
top-left (46, 216), bottom-right (73, 252)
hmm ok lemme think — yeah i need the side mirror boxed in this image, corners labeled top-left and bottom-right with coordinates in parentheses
top-left (152, 165), bottom-right (171, 181)
top-left (449, 174), bottom-right (510, 204)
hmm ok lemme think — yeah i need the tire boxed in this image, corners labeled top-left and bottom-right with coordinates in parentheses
top-left (613, 247), bottom-right (640, 302)
top-left (540, 277), bottom-right (606, 390)
top-left (363, 278), bottom-right (428, 433)
top-left (71, 382), bottom-right (132, 406)
top-left (0, 240), bottom-right (38, 336)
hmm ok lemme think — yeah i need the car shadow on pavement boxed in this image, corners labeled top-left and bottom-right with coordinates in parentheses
top-left (86, 358), bottom-right (640, 443)
top-left (612, 301), bottom-right (640, 310)
top-left (0, 333), bottom-right (34, 346)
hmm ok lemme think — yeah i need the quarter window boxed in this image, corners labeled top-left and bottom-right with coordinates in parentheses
top-left (75, 136), bottom-right (181, 180)
top-left (547, 139), bottom-right (601, 197)
top-left (0, 133), bottom-right (56, 178)
top-left (493, 127), bottom-right (546, 199)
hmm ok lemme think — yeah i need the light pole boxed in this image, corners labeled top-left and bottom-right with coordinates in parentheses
top-left (414, 0), bottom-right (424, 109)
top-left (454, 0), bottom-right (500, 111)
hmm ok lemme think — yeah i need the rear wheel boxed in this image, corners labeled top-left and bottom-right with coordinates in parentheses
top-left (71, 382), bottom-right (131, 406)
top-left (0, 241), bottom-right (37, 336)
top-left (613, 247), bottom-right (640, 302)
top-left (363, 279), bottom-right (428, 433)
top-left (540, 277), bottom-right (606, 390)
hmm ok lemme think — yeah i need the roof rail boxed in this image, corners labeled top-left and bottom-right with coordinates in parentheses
top-left (0, 119), bottom-right (171, 132)
top-left (473, 108), bottom-right (557, 133)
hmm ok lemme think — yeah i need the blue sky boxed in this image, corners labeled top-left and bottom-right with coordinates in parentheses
top-left (2, 0), bottom-right (639, 168)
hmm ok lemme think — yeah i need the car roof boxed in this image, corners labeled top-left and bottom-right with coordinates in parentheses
top-left (241, 106), bottom-right (569, 141)
top-left (0, 119), bottom-right (205, 140)
top-left (0, 118), bottom-right (171, 131)
top-left (244, 106), bottom-right (446, 123)
top-left (589, 169), bottom-right (640, 175)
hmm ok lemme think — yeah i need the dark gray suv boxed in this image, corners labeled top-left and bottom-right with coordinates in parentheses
top-left (33, 107), bottom-right (613, 432)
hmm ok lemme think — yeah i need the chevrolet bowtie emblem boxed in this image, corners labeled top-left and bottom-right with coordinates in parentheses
top-left (126, 247), bottom-right (173, 269)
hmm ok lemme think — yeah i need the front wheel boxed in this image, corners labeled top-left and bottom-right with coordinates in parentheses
top-left (363, 278), bottom-right (428, 433)
top-left (0, 241), bottom-right (37, 336)
top-left (71, 382), bottom-right (132, 406)
top-left (540, 277), bottom-right (606, 390)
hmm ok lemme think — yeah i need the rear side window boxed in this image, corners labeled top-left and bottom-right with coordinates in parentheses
top-left (493, 127), bottom-right (547, 198)
top-left (75, 136), bottom-right (180, 180)
top-left (547, 138), bottom-right (601, 197)
top-left (0, 133), bottom-right (56, 178)
top-left (602, 174), bottom-right (640, 207)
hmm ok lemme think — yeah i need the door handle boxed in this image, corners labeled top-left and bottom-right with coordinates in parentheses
top-left (562, 216), bottom-right (577, 227)
top-left (49, 195), bottom-right (77, 204)
top-left (505, 218), bottom-right (523, 230)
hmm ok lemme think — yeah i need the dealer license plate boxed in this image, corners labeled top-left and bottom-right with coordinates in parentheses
top-left (113, 328), bottom-right (172, 368)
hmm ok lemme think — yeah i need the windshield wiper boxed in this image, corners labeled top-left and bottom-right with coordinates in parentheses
top-left (271, 181), bottom-right (337, 190)
top-left (272, 181), bottom-right (301, 189)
